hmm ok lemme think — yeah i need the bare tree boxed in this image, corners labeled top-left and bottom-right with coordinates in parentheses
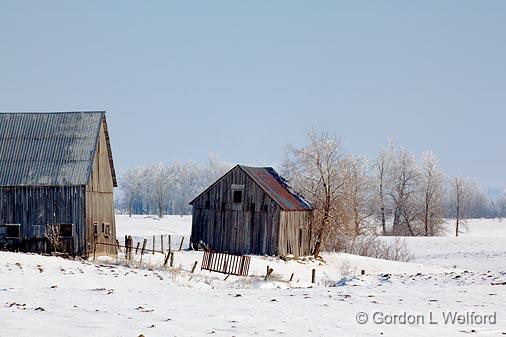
top-left (373, 140), bottom-right (394, 235)
top-left (45, 224), bottom-right (62, 253)
top-left (389, 147), bottom-right (420, 236)
top-left (122, 167), bottom-right (145, 217)
top-left (497, 190), bottom-right (506, 221)
top-left (343, 156), bottom-right (374, 235)
top-left (149, 163), bottom-right (176, 218)
top-left (451, 177), bottom-right (474, 237)
top-left (419, 151), bottom-right (444, 236)
top-left (283, 131), bottom-right (346, 257)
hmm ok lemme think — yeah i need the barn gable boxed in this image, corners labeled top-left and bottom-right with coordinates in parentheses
top-left (190, 165), bottom-right (311, 211)
top-left (0, 111), bottom-right (116, 187)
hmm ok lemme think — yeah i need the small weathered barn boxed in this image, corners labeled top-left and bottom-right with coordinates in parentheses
top-left (190, 165), bottom-right (314, 256)
top-left (0, 111), bottom-right (117, 256)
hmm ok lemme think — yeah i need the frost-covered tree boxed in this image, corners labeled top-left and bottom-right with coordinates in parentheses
top-left (419, 151), bottom-right (444, 236)
top-left (449, 177), bottom-right (475, 237)
top-left (148, 163), bottom-right (176, 218)
top-left (283, 131), bottom-right (347, 257)
top-left (342, 156), bottom-right (374, 235)
top-left (373, 140), bottom-right (394, 235)
top-left (116, 155), bottom-right (232, 216)
top-left (389, 147), bottom-right (420, 236)
top-left (121, 167), bottom-right (146, 217)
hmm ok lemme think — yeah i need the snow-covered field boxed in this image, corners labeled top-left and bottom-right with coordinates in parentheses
top-left (1, 216), bottom-right (506, 336)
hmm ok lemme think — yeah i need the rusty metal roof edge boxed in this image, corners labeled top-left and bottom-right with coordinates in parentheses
top-left (239, 165), bottom-right (313, 211)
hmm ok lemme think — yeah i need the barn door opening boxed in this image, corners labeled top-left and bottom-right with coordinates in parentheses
top-left (249, 203), bottom-right (255, 253)
top-left (59, 224), bottom-right (75, 255)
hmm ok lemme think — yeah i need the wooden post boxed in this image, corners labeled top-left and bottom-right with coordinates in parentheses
top-left (168, 235), bottom-right (171, 252)
top-left (124, 235), bottom-right (127, 247)
top-left (93, 242), bottom-right (97, 261)
top-left (311, 269), bottom-right (316, 283)
top-left (135, 242), bottom-right (140, 254)
top-left (265, 266), bottom-right (273, 280)
top-left (289, 273), bottom-right (294, 282)
top-left (140, 239), bottom-right (147, 262)
top-left (178, 236), bottom-right (184, 251)
top-left (141, 239), bottom-right (147, 255)
top-left (160, 235), bottom-right (164, 252)
top-left (115, 239), bottom-right (120, 253)
top-left (126, 236), bottom-right (133, 261)
top-left (129, 236), bottom-right (133, 259)
top-left (163, 252), bottom-right (170, 267)
top-left (169, 252), bottom-right (174, 268)
top-left (191, 261), bottom-right (198, 273)
top-left (152, 235), bottom-right (155, 254)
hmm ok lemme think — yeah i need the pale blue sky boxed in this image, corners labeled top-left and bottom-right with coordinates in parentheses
top-left (1, 1), bottom-right (505, 188)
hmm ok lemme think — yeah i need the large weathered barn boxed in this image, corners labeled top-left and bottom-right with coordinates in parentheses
top-left (190, 165), bottom-right (314, 256)
top-left (0, 111), bottom-right (117, 256)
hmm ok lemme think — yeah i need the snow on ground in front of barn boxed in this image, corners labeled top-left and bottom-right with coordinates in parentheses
top-left (1, 216), bottom-right (506, 336)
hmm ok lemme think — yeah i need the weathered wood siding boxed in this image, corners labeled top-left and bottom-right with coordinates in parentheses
top-left (191, 166), bottom-right (281, 255)
top-left (0, 186), bottom-right (86, 254)
top-left (85, 119), bottom-right (116, 256)
top-left (278, 211), bottom-right (313, 256)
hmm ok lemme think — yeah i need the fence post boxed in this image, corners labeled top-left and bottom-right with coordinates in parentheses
top-left (311, 269), bottom-right (316, 283)
top-left (135, 242), bottom-right (140, 254)
top-left (160, 235), bottom-right (164, 252)
top-left (140, 239), bottom-right (147, 262)
top-left (265, 266), bottom-right (273, 280)
top-left (152, 235), bottom-right (155, 254)
top-left (179, 236), bottom-right (184, 251)
top-left (290, 273), bottom-right (294, 282)
top-left (169, 252), bottom-right (174, 267)
top-left (168, 235), bottom-right (171, 253)
top-left (163, 252), bottom-right (170, 267)
top-left (191, 261), bottom-right (198, 273)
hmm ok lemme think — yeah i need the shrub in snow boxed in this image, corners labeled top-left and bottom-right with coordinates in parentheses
top-left (337, 235), bottom-right (414, 262)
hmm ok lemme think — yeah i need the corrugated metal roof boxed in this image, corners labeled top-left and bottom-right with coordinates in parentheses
top-left (0, 112), bottom-right (105, 186)
top-left (240, 165), bottom-right (312, 211)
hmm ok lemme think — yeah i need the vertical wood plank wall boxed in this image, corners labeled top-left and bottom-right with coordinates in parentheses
top-left (85, 119), bottom-right (117, 256)
top-left (0, 186), bottom-right (86, 254)
top-left (278, 211), bottom-right (313, 256)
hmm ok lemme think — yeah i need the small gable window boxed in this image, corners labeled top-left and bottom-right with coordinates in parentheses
top-left (233, 190), bottom-right (243, 204)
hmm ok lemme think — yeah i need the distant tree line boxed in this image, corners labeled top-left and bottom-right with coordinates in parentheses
top-left (115, 155), bottom-right (232, 217)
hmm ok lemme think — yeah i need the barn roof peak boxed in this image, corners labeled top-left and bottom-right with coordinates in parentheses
top-left (0, 111), bottom-right (116, 187)
top-left (238, 165), bottom-right (312, 211)
top-left (191, 164), bottom-right (312, 211)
